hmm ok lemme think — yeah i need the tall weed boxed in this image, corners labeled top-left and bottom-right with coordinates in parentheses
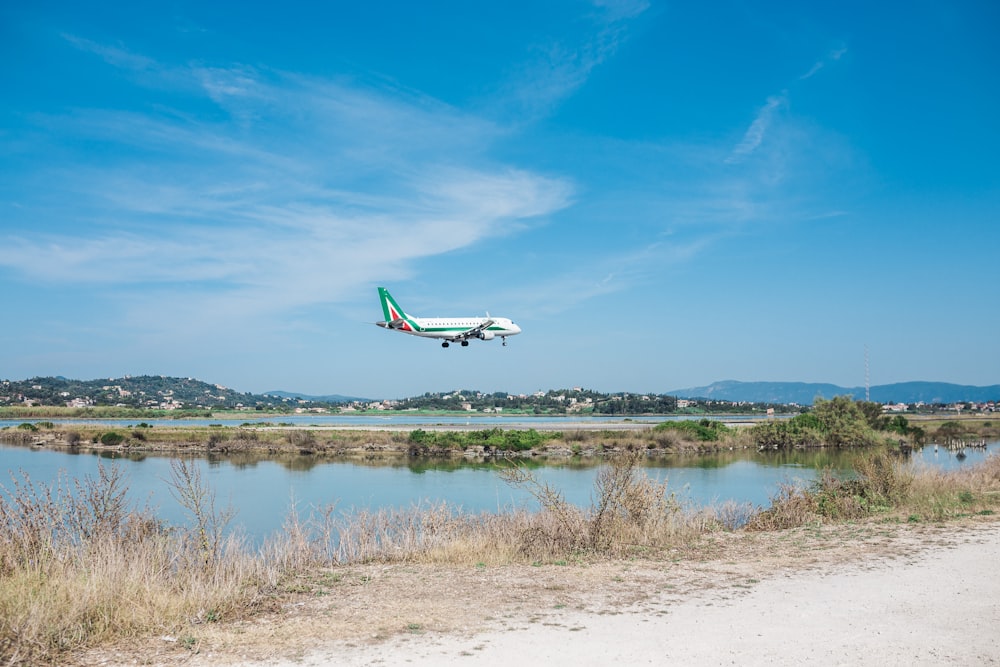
top-left (751, 451), bottom-right (1000, 530)
top-left (4, 451), bottom-right (998, 664)
top-left (0, 464), bottom-right (267, 665)
top-left (499, 450), bottom-right (696, 557)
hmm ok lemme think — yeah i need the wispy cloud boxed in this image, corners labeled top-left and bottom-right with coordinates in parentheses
top-left (60, 34), bottom-right (155, 71)
top-left (0, 43), bottom-right (574, 339)
top-left (725, 94), bottom-right (787, 165)
top-left (592, 0), bottom-right (650, 22)
top-left (799, 44), bottom-right (848, 80)
top-left (726, 44), bottom-right (847, 168)
top-left (558, 44), bottom-right (859, 294)
top-left (491, 0), bottom-right (650, 122)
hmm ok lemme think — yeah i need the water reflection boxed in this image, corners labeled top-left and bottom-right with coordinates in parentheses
top-left (1, 441), bottom-right (996, 543)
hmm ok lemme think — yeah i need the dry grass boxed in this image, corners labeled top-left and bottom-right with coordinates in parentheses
top-left (0, 533), bottom-right (270, 663)
top-left (749, 451), bottom-right (1000, 531)
top-left (0, 465), bottom-right (276, 665)
top-left (3, 451), bottom-right (999, 665)
top-left (904, 453), bottom-right (1000, 521)
top-left (1, 421), bottom-right (753, 458)
top-left (1, 451), bottom-right (740, 662)
top-left (495, 450), bottom-right (731, 558)
top-left (259, 453), bottom-right (729, 568)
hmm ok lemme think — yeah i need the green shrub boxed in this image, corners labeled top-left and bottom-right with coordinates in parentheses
top-left (407, 428), bottom-right (556, 452)
top-left (884, 415), bottom-right (911, 436)
top-left (750, 397), bottom-right (896, 450)
top-left (789, 412), bottom-right (823, 431)
top-left (100, 432), bottom-right (125, 446)
top-left (852, 449), bottom-right (911, 504)
top-left (653, 419), bottom-right (733, 442)
top-left (749, 419), bottom-right (819, 449)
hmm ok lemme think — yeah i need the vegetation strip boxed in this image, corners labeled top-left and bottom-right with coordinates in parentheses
top-left (2, 437), bottom-right (999, 664)
top-left (2, 398), bottom-right (998, 664)
top-left (3, 396), bottom-right (998, 458)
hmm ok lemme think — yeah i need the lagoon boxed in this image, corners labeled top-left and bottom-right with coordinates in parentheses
top-left (2, 440), bottom-right (996, 543)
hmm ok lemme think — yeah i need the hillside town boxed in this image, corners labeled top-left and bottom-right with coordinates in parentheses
top-left (1, 376), bottom-right (995, 416)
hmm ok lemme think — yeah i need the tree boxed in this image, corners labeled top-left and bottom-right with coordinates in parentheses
top-left (811, 396), bottom-right (876, 447)
top-left (856, 400), bottom-right (888, 430)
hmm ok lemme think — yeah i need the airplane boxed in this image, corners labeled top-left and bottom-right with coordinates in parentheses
top-left (374, 287), bottom-right (521, 348)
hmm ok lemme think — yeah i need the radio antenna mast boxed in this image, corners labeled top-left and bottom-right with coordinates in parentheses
top-left (864, 344), bottom-right (870, 402)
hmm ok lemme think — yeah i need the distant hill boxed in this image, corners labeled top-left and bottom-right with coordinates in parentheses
top-left (262, 390), bottom-right (369, 404)
top-left (669, 380), bottom-right (1000, 405)
top-left (5, 375), bottom-right (997, 411)
top-left (0, 375), bottom-right (355, 410)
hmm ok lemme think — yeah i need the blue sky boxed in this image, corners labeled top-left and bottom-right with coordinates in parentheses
top-left (2, 0), bottom-right (998, 399)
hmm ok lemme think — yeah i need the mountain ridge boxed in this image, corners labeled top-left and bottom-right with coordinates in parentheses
top-left (262, 390), bottom-right (369, 404)
top-left (668, 380), bottom-right (1000, 405)
top-left (3, 376), bottom-right (997, 409)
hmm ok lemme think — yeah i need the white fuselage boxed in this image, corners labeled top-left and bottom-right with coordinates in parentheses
top-left (375, 287), bottom-right (521, 346)
top-left (384, 316), bottom-right (521, 341)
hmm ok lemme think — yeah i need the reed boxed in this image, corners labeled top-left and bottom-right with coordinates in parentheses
top-left (496, 450), bottom-right (718, 557)
top-left (0, 464), bottom-right (274, 664)
top-left (3, 452), bottom-right (998, 664)
top-left (749, 450), bottom-right (1000, 530)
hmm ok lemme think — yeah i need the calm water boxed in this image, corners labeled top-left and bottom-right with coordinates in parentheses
top-left (1, 441), bottom-right (996, 542)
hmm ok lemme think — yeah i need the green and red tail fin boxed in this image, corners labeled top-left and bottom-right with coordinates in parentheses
top-left (378, 287), bottom-right (417, 331)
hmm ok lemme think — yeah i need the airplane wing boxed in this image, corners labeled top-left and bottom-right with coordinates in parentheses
top-left (447, 319), bottom-right (495, 342)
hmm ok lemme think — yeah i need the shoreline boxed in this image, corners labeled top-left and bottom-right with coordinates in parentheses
top-left (5, 420), bottom-right (997, 461)
top-left (0, 421), bottom-right (747, 459)
top-left (81, 516), bottom-right (1000, 666)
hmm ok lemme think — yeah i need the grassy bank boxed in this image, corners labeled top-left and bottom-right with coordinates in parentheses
top-left (0, 422), bottom-right (744, 458)
top-left (4, 413), bottom-right (997, 461)
top-left (0, 406), bottom-right (215, 420)
top-left (2, 449), bottom-right (999, 664)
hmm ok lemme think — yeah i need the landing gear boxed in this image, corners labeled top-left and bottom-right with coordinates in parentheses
top-left (441, 341), bottom-right (449, 348)
top-left (461, 340), bottom-right (469, 347)
top-left (502, 336), bottom-right (508, 346)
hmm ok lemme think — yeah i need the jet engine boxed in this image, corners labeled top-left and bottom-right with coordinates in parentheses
top-left (478, 330), bottom-right (495, 341)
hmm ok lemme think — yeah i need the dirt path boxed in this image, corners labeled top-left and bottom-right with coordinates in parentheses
top-left (84, 518), bottom-right (1000, 666)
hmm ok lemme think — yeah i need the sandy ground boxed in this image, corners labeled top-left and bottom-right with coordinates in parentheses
top-left (81, 517), bottom-right (999, 667)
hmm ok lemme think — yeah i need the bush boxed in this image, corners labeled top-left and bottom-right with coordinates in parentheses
top-left (884, 415), bottom-right (911, 436)
top-left (750, 397), bottom-right (891, 450)
top-left (749, 419), bottom-right (819, 450)
top-left (653, 419), bottom-right (733, 442)
top-left (812, 396), bottom-right (875, 447)
top-left (99, 432), bottom-right (125, 447)
top-left (789, 412), bottom-right (823, 431)
top-left (407, 428), bottom-right (556, 452)
top-left (852, 450), bottom-right (912, 505)
top-left (498, 449), bottom-right (683, 555)
top-left (749, 448), bottom-right (917, 529)
top-left (745, 483), bottom-right (818, 531)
